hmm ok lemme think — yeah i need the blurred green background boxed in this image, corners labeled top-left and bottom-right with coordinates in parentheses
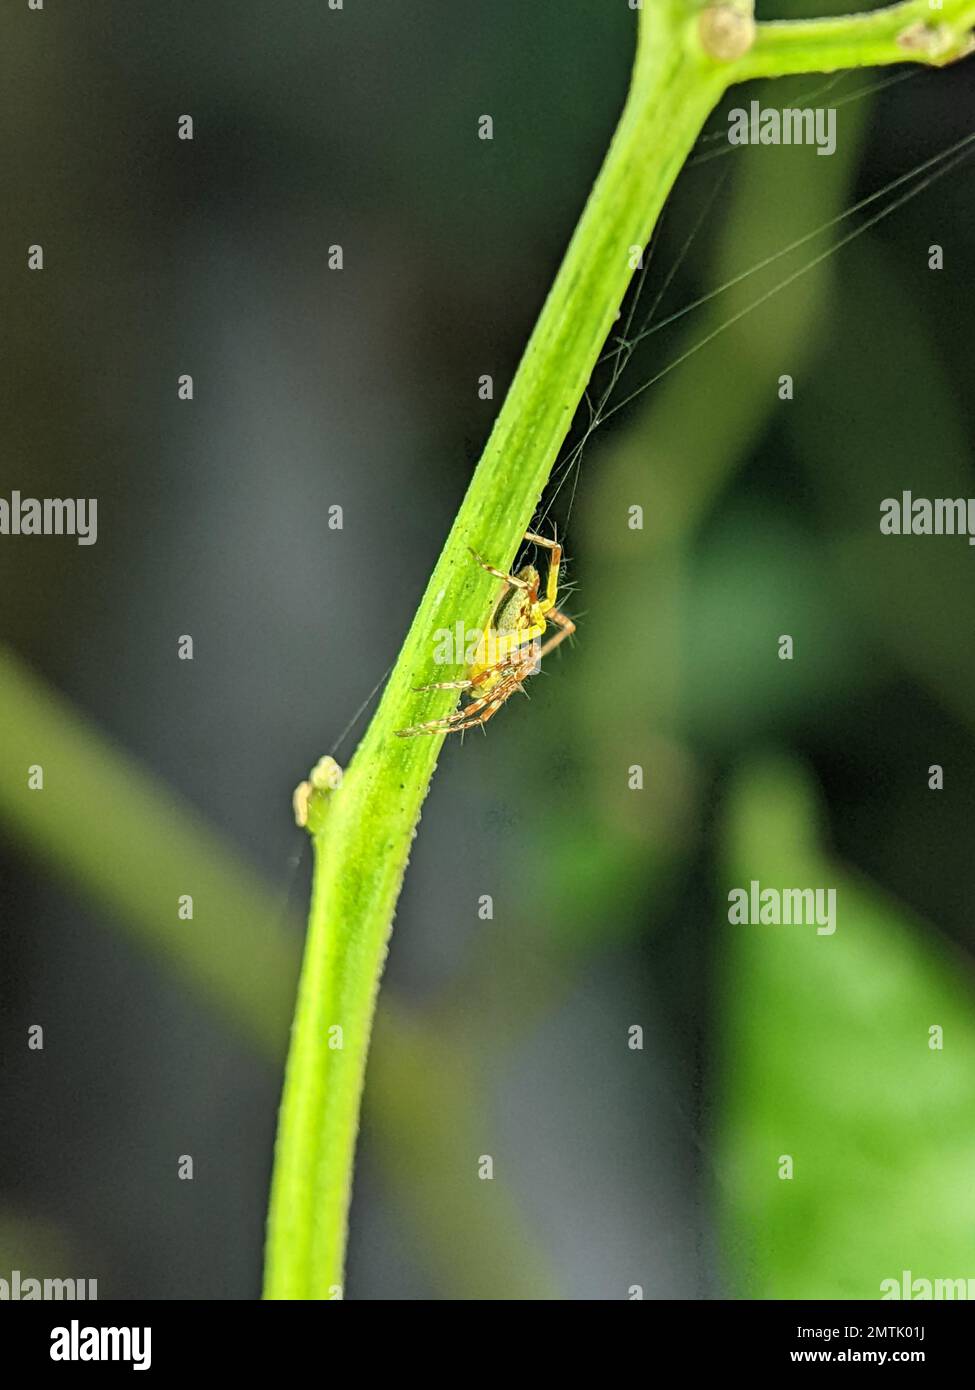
top-left (2, 0), bottom-right (974, 1299)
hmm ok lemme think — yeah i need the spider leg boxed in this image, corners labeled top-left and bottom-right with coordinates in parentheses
top-left (524, 530), bottom-right (562, 613)
top-left (434, 692), bottom-right (511, 734)
top-left (396, 660), bottom-right (533, 736)
top-left (413, 659), bottom-right (503, 693)
top-left (443, 660), bottom-right (537, 732)
top-left (413, 678), bottom-right (473, 692)
top-left (397, 689), bottom-right (498, 736)
top-left (536, 605), bottom-right (575, 659)
top-left (468, 547), bottom-right (531, 590)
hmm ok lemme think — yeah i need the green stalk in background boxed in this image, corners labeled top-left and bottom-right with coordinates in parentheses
top-left (263, 0), bottom-right (975, 1298)
top-left (0, 644), bottom-right (560, 1297)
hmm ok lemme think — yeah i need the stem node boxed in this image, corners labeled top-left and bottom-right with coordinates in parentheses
top-left (699, 2), bottom-right (757, 61)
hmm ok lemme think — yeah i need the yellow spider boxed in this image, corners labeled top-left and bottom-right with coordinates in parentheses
top-left (397, 530), bottom-right (575, 736)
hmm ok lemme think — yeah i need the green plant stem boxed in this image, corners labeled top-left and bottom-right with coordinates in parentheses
top-left (263, 9), bottom-right (726, 1301)
top-left (263, 0), bottom-right (975, 1299)
top-left (736, 0), bottom-right (975, 79)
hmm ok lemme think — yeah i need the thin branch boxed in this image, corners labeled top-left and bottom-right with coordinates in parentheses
top-left (734, 0), bottom-right (975, 79)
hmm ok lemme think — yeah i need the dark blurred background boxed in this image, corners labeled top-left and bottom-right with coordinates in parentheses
top-left (2, 0), bottom-right (975, 1299)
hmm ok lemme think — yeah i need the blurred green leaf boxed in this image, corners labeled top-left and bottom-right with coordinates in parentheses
top-left (718, 756), bottom-right (975, 1297)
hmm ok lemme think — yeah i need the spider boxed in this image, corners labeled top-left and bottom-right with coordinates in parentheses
top-left (396, 529), bottom-right (575, 736)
